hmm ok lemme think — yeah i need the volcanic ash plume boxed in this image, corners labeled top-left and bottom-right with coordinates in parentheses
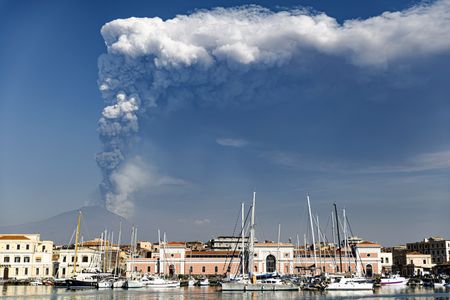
top-left (96, 2), bottom-right (450, 217)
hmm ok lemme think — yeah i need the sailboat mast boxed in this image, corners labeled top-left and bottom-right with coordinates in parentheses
top-left (343, 208), bottom-right (351, 273)
top-left (307, 195), bottom-right (317, 274)
top-left (73, 211), bottom-right (81, 274)
top-left (331, 210), bottom-right (337, 272)
top-left (334, 203), bottom-right (343, 272)
top-left (241, 202), bottom-right (245, 276)
top-left (114, 222), bottom-right (122, 278)
top-left (277, 223), bottom-right (281, 273)
top-left (248, 192), bottom-right (256, 274)
top-left (316, 215), bottom-right (322, 274)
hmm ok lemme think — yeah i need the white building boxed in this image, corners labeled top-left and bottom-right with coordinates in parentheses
top-left (253, 242), bottom-right (294, 274)
top-left (0, 234), bottom-right (53, 280)
top-left (54, 247), bottom-right (101, 278)
top-left (407, 237), bottom-right (450, 265)
top-left (380, 251), bottom-right (393, 275)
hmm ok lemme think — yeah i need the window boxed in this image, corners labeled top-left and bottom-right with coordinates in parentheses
top-left (147, 266), bottom-right (151, 273)
top-left (134, 266), bottom-right (137, 272)
top-left (14, 257), bottom-right (20, 263)
top-left (367, 254), bottom-right (371, 257)
top-left (214, 266), bottom-right (218, 273)
top-left (62, 256), bottom-right (66, 262)
top-left (36, 268), bottom-right (40, 275)
top-left (24, 268), bottom-right (28, 275)
top-left (6, 244), bottom-right (9, 250)
top-left (386, 258), bottom-right (389, 263)
top-left (4, 256), bottom-right (10, 263)
top-left (42, 246), bottom-right (46, 252)
top-left (26, 244), bottom-right (30, 250)
top-left (24, 257), bottom-right (30, 263)
top-left (45, 268), bottom-right (49, 276)
top-left (423, 260), bottom-right (426, 264)
top-left (82, 256), bottom-right (88, 263)
top-left (62, 268), bottom-right (66, 276)
top-left (17, 244), bottom-right (20, 250)
top-left (227, 266), bottom-right (231, 272)
top-left (15, 268), bottom-right (19, 276)
top-left (381, 257), bottom-right (384, 263)
top-left (171, 254), bottom-right (174, 257)
top-left (202, 266), bottom-right (206, 273)
top-left (410, 260), bottom-right (413, 264)
top-left (35, 257), bottom-right (41, 263)
top-left (71, 256), bottom-right (75, 262)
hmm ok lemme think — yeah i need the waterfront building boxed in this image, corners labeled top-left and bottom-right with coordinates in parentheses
top-left (0, 234), bottom-right (53, 280)
top-left (380, 249), bottom-right (393, 275)
top-left (126, 238), bottom-right (381, 277)
top-left (393, 249), bottom-right (433, 276)
top-left (54, 238), bottom-right (120, 278)
top-left (406, 237), bottom-right (450, 265)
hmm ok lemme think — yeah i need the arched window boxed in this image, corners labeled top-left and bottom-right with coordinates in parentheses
top-left (214, 266), bottom-right (218, 273)
top-left (202, 266), bottom-right (206, 273)
top-left (366, 264), bottom-right (373, 277)
top-left (189, 266), bottom-right (193, 274)
top-left (266, 255), bottom-right (276, 273)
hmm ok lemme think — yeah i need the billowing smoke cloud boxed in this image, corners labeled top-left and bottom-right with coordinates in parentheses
top-left (96, 1), bottom-right (450, 217)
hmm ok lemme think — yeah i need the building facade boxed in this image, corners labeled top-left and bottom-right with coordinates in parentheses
top-left (406, 237), bottom-right (450, 265)
top-left (0, 234), bottom-right (53, 280)
top-left (126, 240), bottom-right (382, 277)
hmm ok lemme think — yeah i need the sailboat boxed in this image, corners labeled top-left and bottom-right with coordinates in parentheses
top-left (124, 226), bottom-right (144, 288)
top-left (324, 203), bottom-right (373, 291)
top-left (221, 192), bottom-right (299, 291)
top-left (66, 211), bottom-right (101, 288)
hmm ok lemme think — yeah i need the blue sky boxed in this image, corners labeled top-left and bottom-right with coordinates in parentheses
top-left (1, 0), bottom-right (449, 246)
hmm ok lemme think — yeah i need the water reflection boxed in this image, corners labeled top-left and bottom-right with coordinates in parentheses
top-left (0, 285), bottom-right (449, 300)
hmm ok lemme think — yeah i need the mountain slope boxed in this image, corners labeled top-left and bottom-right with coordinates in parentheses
top-left (0, 206), bottom-right (133, 245)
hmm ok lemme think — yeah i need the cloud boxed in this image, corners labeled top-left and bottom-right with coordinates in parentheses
top-left (365, 149), bottom-right (450, 173)
top-left (96, 1), bottom-right (450, 215)
top-left (216, 137), bottom-right (249, 147)
top-left (105, 156), bottom-right (185, 217)
top-left (194, 218), bottom-right (211, 225)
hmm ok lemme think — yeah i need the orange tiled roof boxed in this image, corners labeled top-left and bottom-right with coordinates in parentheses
top-left (0, 235), bottom-right (30, 240)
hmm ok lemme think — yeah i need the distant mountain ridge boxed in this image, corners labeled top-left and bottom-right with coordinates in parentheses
top-left (0, 206), bottom-right (132, 245)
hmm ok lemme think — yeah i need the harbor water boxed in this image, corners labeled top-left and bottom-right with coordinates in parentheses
top-left (1, 285), bottom-right (450, 299)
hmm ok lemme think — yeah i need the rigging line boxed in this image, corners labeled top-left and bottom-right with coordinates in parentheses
top-left (227, 207), bottom-right (251, 278)
top-left (345, 213), bottom-right (366, 275)
top-left (222, 205), bottom-right (252, 274)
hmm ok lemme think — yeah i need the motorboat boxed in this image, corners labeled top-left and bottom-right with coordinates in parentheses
top-left (125, 279), bottom-right (145, 288)
top-left (66, 273), bottom-right (99, 288)
top-left (326, 277), bottom-right (374, 291)
top-left (380, 274), bottom-right (408, 286)
top-left (112, 278), bottom-right (127, 288)
top-left (29, 279), bottom-right (43, 286)
top-left (142, 276), bottom-right (180, 288)
top-left (97, 279), bottom-right (113, 288)
top-left (197, 278), bottom-right (210, 286)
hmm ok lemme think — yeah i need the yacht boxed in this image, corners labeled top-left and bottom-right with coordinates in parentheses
top-left (197, 278), bottom-right (210, 286)
top-left (66, 273), bottom-right (99, 288)
top-left (97, 278), bottom-right (113, 288)
top-left (326, 277), bottom-right (374, 291)
top-left (141, 276), bottom-right (180, 288)
top-left (380, 274), bottom-right (408, 286)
